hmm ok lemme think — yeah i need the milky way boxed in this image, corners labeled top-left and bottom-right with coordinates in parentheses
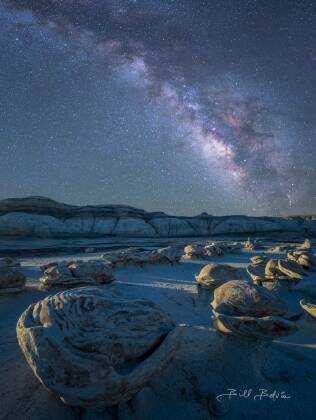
top-left (1, 0), bottom-right (315, 215)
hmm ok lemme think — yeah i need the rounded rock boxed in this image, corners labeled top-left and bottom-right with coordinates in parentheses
top-left (211, 280), bottom-right (302, 340)
top-left (195, 263), bottom-right (243, 290)
top-left (16, 287), bottom-right (181, 408)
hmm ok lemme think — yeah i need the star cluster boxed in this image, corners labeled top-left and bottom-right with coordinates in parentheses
top-left (0, 0), bottom-right (315, 216)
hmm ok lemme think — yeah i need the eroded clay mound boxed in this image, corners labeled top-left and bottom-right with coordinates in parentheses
top-left (16, 287), bottom-right (180, 408)
top-left (211, 280), bottom-right (303, 339)
top-left (39, 260), bottom-right (115, 289)
top-left (195, 263), bottom-right (243, 290)
top-left (0, 257), bottom-right (26, 294)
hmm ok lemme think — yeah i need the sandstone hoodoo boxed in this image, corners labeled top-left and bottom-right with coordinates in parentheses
top-left (39, 260), bottom-right (115, 289)
top-left (0, 196), bottom-right (315, 238)
top-left (195, 263), bottom-right (244, 290)
top-left (16, 287), bottom-right (181, 408)
top-left (0, 257), bottom-right (26, 295)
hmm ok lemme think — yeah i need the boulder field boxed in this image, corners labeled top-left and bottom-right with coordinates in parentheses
top-left (0, 196), bottom-right (315, 238)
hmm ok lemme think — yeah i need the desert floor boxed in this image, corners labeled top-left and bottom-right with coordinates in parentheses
top-left (1, 243), bottom-right (316, 420)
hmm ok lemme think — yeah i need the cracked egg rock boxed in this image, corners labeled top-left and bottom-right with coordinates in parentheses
top-left (16, 287), bottom-right (181, 408)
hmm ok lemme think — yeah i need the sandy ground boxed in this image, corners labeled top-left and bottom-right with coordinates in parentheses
top-left (1, 248), bottom-right (316, 420)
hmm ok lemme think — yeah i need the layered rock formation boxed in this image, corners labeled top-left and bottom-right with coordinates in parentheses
top-left (16, 287), bottom-right (180, 408)
top-left (0, 196), bottom-right (315, 238)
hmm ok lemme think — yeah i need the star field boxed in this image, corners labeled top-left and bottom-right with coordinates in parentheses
top-left (0, 0), bottom-right (315, 216)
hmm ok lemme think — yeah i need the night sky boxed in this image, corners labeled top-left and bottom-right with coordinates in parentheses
top-left (1, 0), bottom-right (315, 216)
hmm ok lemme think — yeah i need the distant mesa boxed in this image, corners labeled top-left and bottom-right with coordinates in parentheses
top-left (0, 196), bottom-right (315, 238)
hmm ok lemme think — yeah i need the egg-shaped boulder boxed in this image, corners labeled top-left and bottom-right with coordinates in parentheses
top-left (195, 263), bottom-right (244, 290)
top-left (16, 287), bottom-right (181, 408)
top-left (211, 280), bottom-right (302, 340)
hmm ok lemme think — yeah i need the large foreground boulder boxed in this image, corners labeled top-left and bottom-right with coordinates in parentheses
top-left (0, 257), bottom-right (26, 294)
top-left (16, 287), bottom-right (181, 408)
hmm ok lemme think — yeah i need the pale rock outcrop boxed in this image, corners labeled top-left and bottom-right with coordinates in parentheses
top-left (183, 217), bottom-right (210, 235)
top-left (0, 212), bottom-right (64, 237)
top-left (0, 257), bottom-right (26, 294)
top-left (210, 217), bottom-right (280, 235)
top-left (195, 263), bottom-right (244, 290)
top-left (62, 217), bottom-right (116, 236)
top-left (0, 196), bottom-right (316, 238)
top-left (112, 217), bottom-right (156, 237)
top-left (149, 218), bottom-right (195, 237)
top-left (39, 260), bottom-right (114, 289)
top-left (16, 287), bottom-right (180, 408)
top-left (0, 212), bottom-right (117, 237)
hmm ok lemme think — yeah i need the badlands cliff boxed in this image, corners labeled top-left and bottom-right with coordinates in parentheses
top-left (0, 196), bottom-right (315, 238)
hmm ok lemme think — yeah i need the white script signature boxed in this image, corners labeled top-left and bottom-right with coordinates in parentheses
top-left (216, 388), bottom-right (292, 402)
